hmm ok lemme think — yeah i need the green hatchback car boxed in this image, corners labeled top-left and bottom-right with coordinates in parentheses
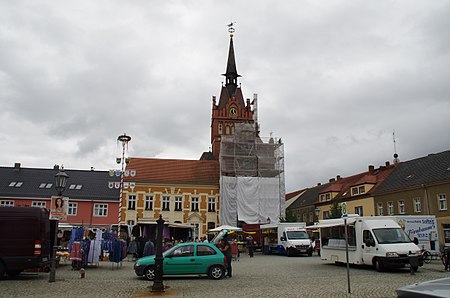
top-left (134, 242), bottom-right (227, 280)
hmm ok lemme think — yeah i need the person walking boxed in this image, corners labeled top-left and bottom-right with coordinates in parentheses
top-left (219, 234), bottom-right (232, 277)
top-left (263, 236), bottom-right (270, 255)
top-left (246, 235), bottom-right (254, 257)
top-left (143, 239), bottom-right (155, 256)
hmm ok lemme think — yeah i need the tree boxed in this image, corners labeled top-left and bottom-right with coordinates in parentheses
top-left (330, 200), bottom-right (342, 219)
top-left (279, 209), bottom-right (297, 222)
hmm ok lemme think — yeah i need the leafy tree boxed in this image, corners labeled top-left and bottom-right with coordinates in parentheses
top-left (330, 200), bottom-right (342, 219)
top-left (279, 209), bottom-right (298, 222)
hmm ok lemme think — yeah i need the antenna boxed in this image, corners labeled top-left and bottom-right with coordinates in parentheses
top-left (393, 130), bottom-right (400, 163)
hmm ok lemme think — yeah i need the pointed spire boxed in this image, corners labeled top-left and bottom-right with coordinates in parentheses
top-left (222, 23), bottom-right (241, 97)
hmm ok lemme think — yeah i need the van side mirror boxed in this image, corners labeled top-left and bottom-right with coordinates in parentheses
top-left (413, 238), bottom-right (419, 245)
top-left (280, 236), bottom-right (286, 241)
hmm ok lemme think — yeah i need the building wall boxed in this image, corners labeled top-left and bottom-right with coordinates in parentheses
top-left (121, 183), bottom-right (220, 239)
top-left (315, 197), bottom-right (375, 220)
top-left (375, 182), bottom-right (450, 247)
top-left (3, 197), bottom-right (118, 228)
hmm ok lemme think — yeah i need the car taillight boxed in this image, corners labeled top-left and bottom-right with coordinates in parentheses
top-left (34, 240), bottom-right (42, 256)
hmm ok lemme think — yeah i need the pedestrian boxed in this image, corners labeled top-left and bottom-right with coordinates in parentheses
top-left (263, 236), bottom-right (270, 255)
top-left (219, 234), bottom-right (232, 277)
top-left (445, 247), bottom-right (450, 271)
top-left (246, 235), bottom-right (254, 257)
top-left (143, 239), bottom-right (155, 256)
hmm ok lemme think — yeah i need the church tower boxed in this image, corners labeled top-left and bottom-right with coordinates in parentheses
top-left (210, 25), bottom-right (255, 160)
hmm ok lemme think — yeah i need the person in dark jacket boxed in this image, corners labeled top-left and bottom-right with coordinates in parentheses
top-left (219, 234), bottom-right (232, 277)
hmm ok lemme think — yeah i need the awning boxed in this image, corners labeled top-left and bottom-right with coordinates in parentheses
top-left (209, 225), bottom-right (242, 232)
top-left (306, 218), bottom-right (357, 229)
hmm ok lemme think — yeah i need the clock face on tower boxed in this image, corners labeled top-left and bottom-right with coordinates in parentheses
top-left (229, 106), bottom-right (237, 116)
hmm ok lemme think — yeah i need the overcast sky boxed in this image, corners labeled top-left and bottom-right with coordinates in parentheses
top-left (1, 1), bottom-right (449, 193)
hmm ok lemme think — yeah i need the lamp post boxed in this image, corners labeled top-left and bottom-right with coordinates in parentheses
top-left (49, 169), bottom-right (69, 283)
top-left (151, 215), bottom-right (165, 292)
top-left (315, 207), bottom-right (320, 224)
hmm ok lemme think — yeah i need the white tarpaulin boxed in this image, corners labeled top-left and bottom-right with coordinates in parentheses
top-left (220, 176), bottom-right (284, 226)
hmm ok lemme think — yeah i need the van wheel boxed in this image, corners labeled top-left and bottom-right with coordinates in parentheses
top-left (286, 248), bottom-right (292, 257)
top-left (374, 258), bottom-right (384, 272)
top-left (7, 270), bottom-right (22, 277)
top-left (0, 262), bottom-right (5, 279)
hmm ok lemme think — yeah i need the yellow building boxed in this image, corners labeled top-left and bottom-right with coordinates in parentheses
top-left (121, 158), bottom-right (220, 239)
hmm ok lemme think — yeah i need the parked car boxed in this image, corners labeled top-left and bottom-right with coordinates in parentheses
top-left (134, 242), bottom-right (226, 281)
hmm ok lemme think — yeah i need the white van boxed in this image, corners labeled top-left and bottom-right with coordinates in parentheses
top-left (260, 223), bottom-right (313, 256)
top-left (312, 216), bottom-right (423, 271)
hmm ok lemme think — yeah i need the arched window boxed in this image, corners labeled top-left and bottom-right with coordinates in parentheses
top-left (218, 122), bottom-right (222, 134)
top-left (225, 125), bottom-right (230, 134)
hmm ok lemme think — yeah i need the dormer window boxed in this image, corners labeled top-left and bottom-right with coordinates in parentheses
top-left (351, 185), bottom-right (366, 196)
top-left (319, 193), bottom-right (331, 202)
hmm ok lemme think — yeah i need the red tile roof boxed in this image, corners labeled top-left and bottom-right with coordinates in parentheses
top-left (124, 158), bottom-right (220, 186)
top-left (319, 164), bottom-right (398, 200)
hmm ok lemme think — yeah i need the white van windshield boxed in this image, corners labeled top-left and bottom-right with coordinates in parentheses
top-left (372, 228), bottom-right (412, 244)
top-left (286, 231), bottom-right (309, 240)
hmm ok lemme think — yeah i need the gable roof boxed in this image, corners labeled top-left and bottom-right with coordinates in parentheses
top-left (0, 163), bottom-right (119, 201)
top-left (320, 164), bottom-right (397, 202)
top-left (124, 158), bottom-right (220, 186)
top-left (374, 150), bottom-right (450, 194)
top-left (288, 182), bottom-right (334, 209)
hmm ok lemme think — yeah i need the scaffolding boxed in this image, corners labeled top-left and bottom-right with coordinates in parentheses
top-left (219, 123), bottom-right (285, 226)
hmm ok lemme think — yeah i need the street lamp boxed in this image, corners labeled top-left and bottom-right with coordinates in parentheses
top-left (55, 170), bottom-right (69, 196)
top-left (151, 215), bottom-right (165, 292)
top-left (315, 207), bottom-right (320, 224)
top-left (49, 168), bottom-right (69, 283)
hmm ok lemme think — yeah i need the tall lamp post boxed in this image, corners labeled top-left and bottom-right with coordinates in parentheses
top-left (151, 215), bottom-right (165, 292)
top-left (49, 169), bottom-right (69, 283)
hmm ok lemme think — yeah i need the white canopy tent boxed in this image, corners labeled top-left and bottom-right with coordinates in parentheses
top-left (209, 225), bottom-right (242, 232)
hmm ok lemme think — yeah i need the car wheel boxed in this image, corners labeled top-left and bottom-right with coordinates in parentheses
top-left (412, 266), bottom-right (419, 272)
top-left (374, 258), bottom-right (384, 272)
top-left (208, 265), bottom-right (224, 280)
top-left (144, 266), bottom-right (156, 281)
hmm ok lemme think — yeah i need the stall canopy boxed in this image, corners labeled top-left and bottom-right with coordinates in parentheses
top-left (209, 225), bottom-right (242, 232)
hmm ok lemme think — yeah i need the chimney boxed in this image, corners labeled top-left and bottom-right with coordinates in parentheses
top-left (317, 183), bottom-right (321, 186)
top-left (385, 161), bottom-right (390, 167)
top-left (368, 165), bottom-right (375, 174)
top-left (13, 163), bottom-right (21, 171)
top-left (53, 164), bottom-right (59, 170)
top-left (336, 175), bottom-right (341, 180)
top-left (329, 178), bottom-right (336, 183)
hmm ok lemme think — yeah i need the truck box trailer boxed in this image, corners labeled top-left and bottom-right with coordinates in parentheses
top-left (260, 222), bottom-right (313, 256)
top-left (311, 216), bottom-right (423, 272)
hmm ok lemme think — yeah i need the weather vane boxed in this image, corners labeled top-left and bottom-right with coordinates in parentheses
top-left (227, 21), bottom-right (236, 36)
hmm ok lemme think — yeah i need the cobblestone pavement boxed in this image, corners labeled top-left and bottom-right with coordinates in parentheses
top-left (1, 253), bottom-right (450, 298)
